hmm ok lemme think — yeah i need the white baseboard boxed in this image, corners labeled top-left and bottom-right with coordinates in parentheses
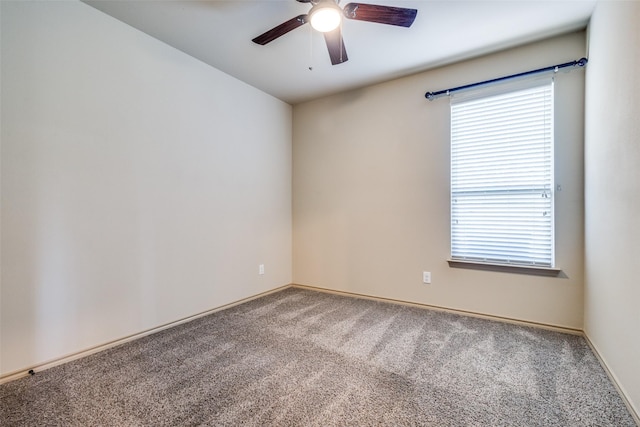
top-left (583, 333), bottom-right (640, 426)
top-left (291, 283), bottom-right (583, 335)
top-left (0, 284), bottom-right (290, 385)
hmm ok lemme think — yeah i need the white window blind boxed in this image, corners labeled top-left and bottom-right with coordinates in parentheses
top-left (450, 78), bottom-right (554, 268)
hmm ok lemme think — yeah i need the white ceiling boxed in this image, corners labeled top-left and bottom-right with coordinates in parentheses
top-left (84, 0), bottom-right (596, 104)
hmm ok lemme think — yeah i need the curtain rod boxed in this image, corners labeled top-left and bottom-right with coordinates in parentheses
top-left (424, 57), bottom-right (588, 101)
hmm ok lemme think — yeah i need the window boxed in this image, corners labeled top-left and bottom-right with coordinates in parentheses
top-left (450, 77), bottom-right (554, 269)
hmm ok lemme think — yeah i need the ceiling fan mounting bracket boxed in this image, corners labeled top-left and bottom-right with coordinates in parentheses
top-left (343, 4), bottom-right (358, 19)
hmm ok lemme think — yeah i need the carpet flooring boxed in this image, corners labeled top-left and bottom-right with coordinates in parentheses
top-left (0, 287), bottom-right (636, 426)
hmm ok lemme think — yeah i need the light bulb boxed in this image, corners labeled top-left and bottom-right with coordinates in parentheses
top-left (309, 4), bottom-right (341, 33)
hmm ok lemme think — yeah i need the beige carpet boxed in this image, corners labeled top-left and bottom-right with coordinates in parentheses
top-left (0, 287), bottom-right (635, 426)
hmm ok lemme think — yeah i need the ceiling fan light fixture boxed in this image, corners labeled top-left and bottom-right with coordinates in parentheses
top-left (252, 0), bottom-right (418, 66)
top-left (309, 2), bottom-right (342, 33)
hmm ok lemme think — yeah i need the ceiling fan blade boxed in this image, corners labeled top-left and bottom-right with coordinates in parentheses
top-left (252, 14), bottom-right (308, 45)
top-left (323, 27), bottom-right (348, 65)
top-left (324, 27), bottom-right (349, 65)
top-left (343, 3), bottom-right (417, 27)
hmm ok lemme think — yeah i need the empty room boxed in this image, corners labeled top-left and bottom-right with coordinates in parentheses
top-left (1, 0), bottom-right (638, 425)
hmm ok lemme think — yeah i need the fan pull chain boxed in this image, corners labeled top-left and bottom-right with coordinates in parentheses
top-left (339, 19), bottom-right (344, 63)
top-left (308, 22), bottom-right (314, 71)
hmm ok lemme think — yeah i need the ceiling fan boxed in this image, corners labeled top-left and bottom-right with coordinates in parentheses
top-left (252, 0), bottom-right (418, 65)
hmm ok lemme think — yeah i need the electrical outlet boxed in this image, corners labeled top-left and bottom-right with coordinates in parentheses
top-left (259, 264), bottom-right (265, 275)
top-left (423, 271), bottom-right (431, 284)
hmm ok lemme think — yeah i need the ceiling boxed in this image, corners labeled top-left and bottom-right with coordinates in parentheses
top-left (84, 0), bottom-right (596, 105)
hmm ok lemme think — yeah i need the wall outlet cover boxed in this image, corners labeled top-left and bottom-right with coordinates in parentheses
top-left (423, 271), bottom-right (431, 284)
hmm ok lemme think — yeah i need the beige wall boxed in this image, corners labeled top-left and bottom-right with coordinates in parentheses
top-left (584, 0), bottom-right (640, 417)
top-left (293, 32), bottom-right (586, 329)
top-left (0, 1), bottom-right (292, 375)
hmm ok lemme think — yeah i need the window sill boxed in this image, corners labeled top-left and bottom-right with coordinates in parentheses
top-left (447, 259), bottom-right (563, 277)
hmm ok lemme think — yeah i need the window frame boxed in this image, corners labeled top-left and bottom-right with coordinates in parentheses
top-left (448, 76), bottom-right (560, 275)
